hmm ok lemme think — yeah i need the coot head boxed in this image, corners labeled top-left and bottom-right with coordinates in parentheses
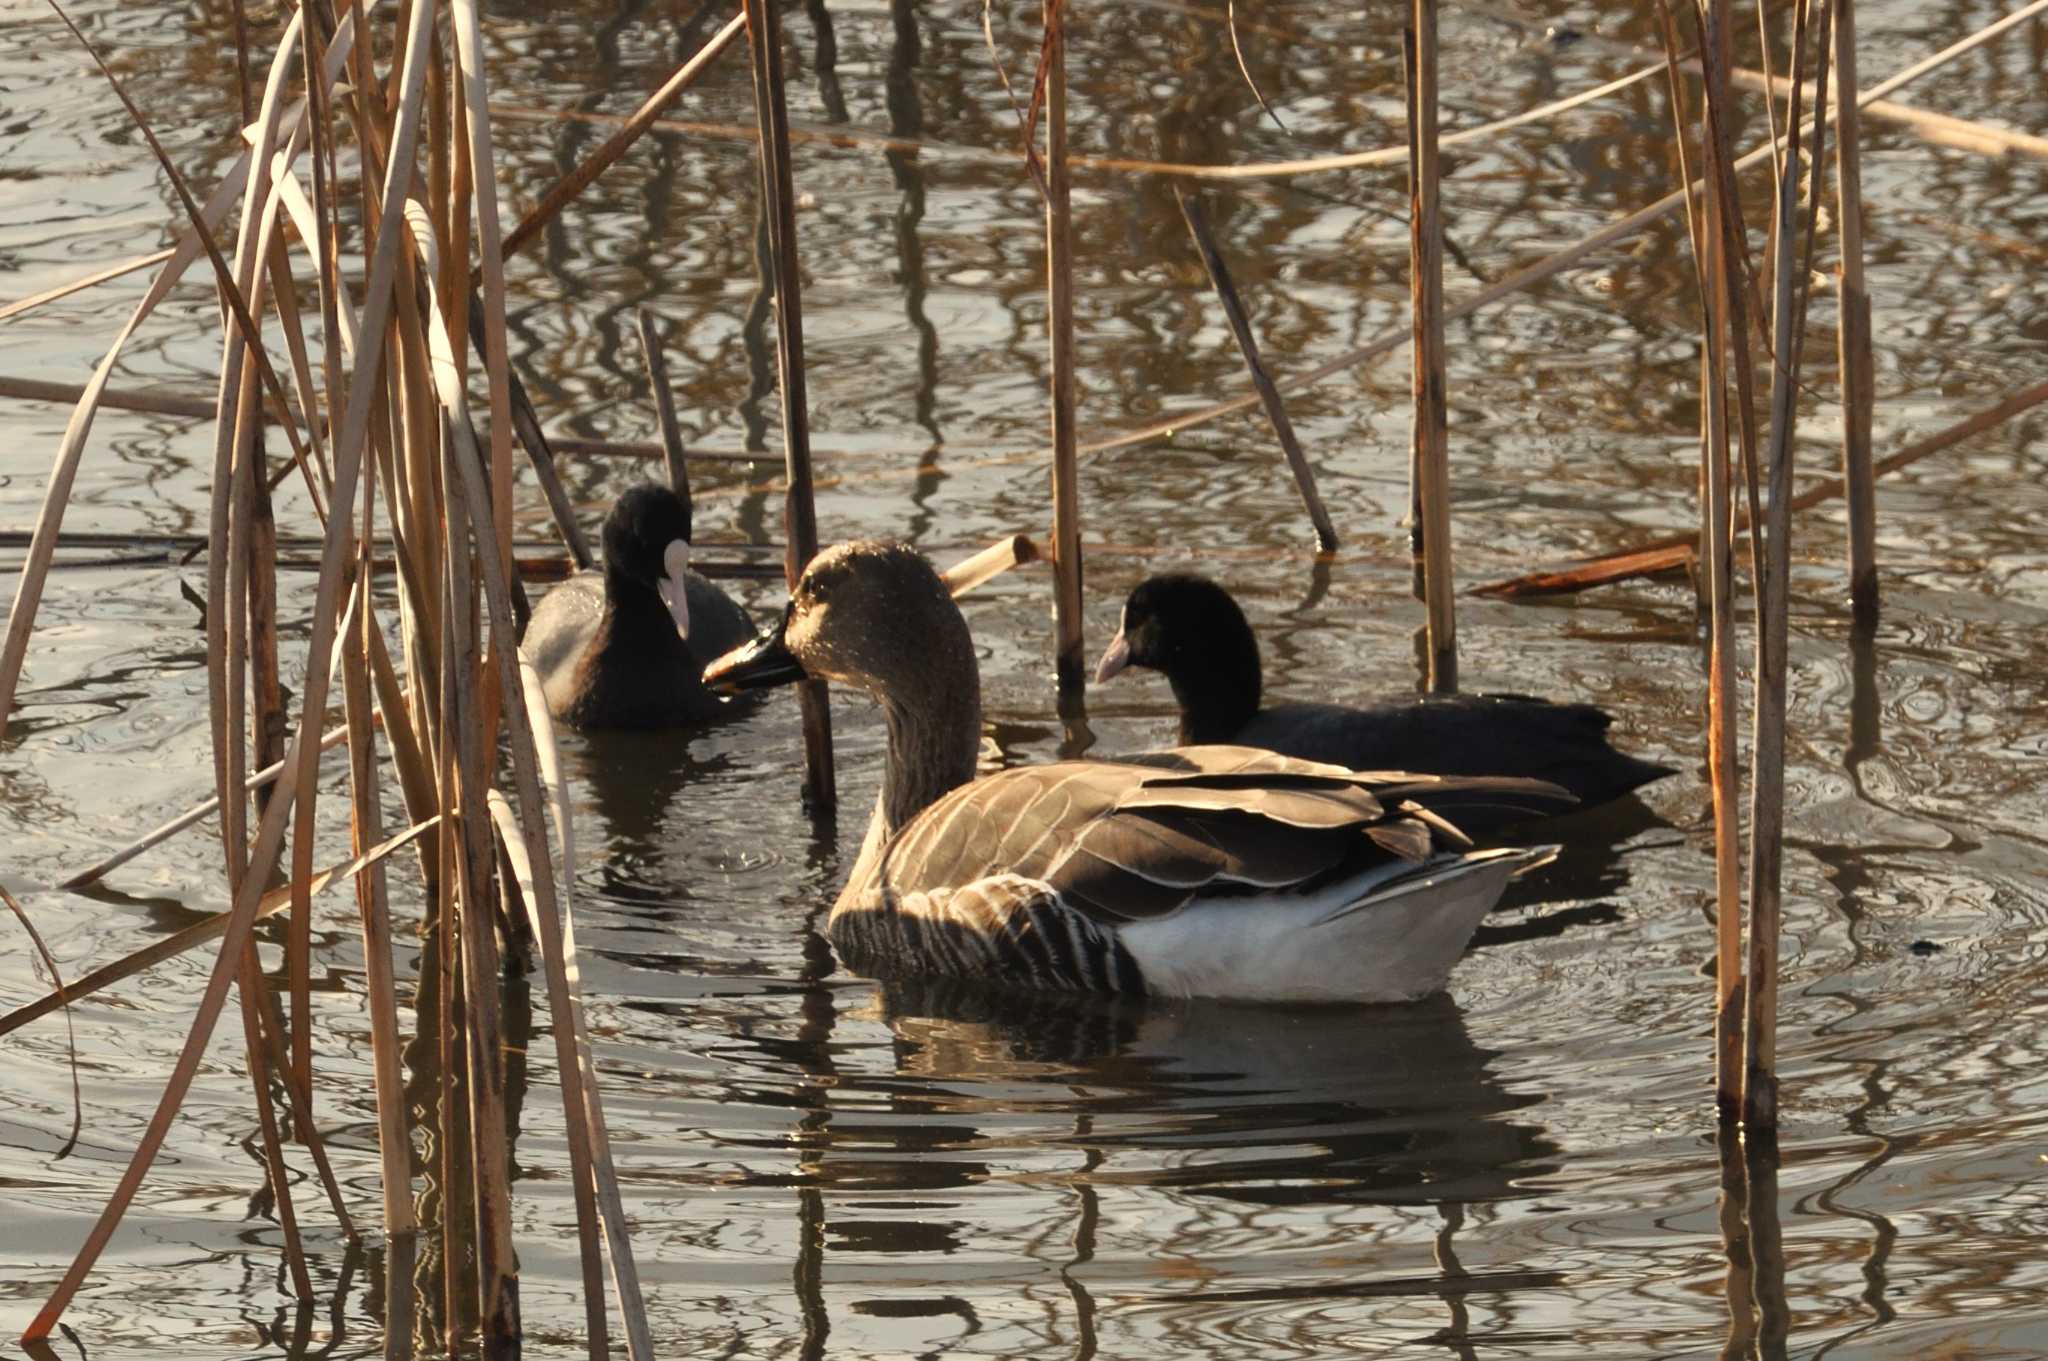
top-left (603, 482), bottom-right (695, 638)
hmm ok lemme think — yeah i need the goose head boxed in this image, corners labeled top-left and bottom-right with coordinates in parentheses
top-left (705, 540), bottom-right (975, 705)
top-left (602, 482), bottom-right (696, 639)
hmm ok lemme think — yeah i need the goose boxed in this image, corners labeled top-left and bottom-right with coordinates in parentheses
top-left (704, 541), bottom-right (1574, 1004)
top-left (521, 483), bottom-right (756, 727)
top-left (1094, 574), bottom-right (1673, 836)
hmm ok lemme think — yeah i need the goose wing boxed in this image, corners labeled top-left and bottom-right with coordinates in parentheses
top-left (872, 744), bottom-right (1571, 925)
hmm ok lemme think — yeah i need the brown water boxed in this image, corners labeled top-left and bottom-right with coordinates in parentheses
top-left (4, 0), bottom-right (2048, 1356)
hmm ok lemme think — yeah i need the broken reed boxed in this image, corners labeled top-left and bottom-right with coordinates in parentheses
top-left (1174, 190), bottom-right (1338, 554)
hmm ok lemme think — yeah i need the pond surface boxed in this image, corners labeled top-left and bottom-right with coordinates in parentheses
top-left (4, 0), bottom-right (2048, 1356)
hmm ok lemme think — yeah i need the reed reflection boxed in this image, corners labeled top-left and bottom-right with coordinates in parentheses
top-left (1717, 1125), bottom-right (1791, 1361)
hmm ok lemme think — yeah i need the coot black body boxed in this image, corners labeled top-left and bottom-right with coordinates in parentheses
top-left (1094, 574), bottom-right (1673, 836)
top-left (521, 484), bottom-right (755, 727)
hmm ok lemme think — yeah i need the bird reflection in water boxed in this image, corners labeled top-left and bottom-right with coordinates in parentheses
top-left (749, 975), bottom-right (1561, 1355)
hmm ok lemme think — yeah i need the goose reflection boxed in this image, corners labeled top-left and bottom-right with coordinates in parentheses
top-left (864, 980), bottom-right (1559, 1210)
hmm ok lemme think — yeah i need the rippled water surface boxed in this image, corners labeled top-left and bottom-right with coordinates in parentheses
top-left (4, 0), bottom-right (2047, 1356)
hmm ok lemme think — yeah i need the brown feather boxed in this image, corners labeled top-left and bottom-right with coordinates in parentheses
top-left (1367, 819), bottom-right (1435, 861)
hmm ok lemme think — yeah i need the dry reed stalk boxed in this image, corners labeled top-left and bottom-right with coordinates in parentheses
top-left (261, 230), bottom-right (335, 510)
top-left (505, 656), bottom-right (654, 1359)
top-left (744, 0), bottom-right (837, 809)
top-left (445, 389), bottom-right (620, 1361)
top-left (302, 5), bottom-right (345, 474)
top-left (431, 743), bottom-right (463, 1347)
top-left (942, 534), bottom-right (1042, 597)
top-left (1833, 0), bottom-right (1877, 622)
top-left (539, 435), bottom-right (765, 464)
top-left (441, 427), bottom-right (519, 1351)
top-left (1174, 191), bottom-right (1338, 552)
top-left (637, 308), bottom-right (693, 500)
top-left (1686, 0), bottom-right (1748, 1121)
top-left (1653, 0), bottom-right (1715, 622)
top-left (452, 0), bottom-right (517, 599)
top-left (499, 11), bottom-right (747, 266)
top-left (1473, 373), bottom-right (2048, 597)
top-left (1, 815), bottom-right (438, 1041)
top-left (233, 938), bottom-right (314, 1300)
top-left (1745, 0), bottom-right (1835, 1136)
top-left (1729, 61), bottom-right (2048, 162)
top-left (56, 727), bottom-right (356, 891)
top-left (342, 524), bottom-right (418, 1361)
top-left (0, 376), bottom-right (223, 422)
top-left (472, 316), bottom-right (596, 569)
top-left (1403, 9), bottom-right (1456, 693)
top-left (0, 246), bottom-right (176, 322)
top-left (214, 10), bottom-right (312, 1108)
top-left (0, 883), bottom-right (82, 1154)
top-left (1693, 3), bottom-right (1771, 596)
top-left (1042, 0), bottom-right (1086, 695)
top-left (247, 433), bottom-right (290, 817)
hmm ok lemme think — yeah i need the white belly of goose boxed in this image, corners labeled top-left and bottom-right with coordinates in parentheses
top-left (1117, 846), bottom-right (1553, 1005)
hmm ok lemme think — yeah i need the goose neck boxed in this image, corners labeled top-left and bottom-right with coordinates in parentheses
top-left (875, 679), bottom-right (980, 834)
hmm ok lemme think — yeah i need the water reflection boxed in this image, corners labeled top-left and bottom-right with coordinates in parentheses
top-left (561, 722), bottom-right (752, 876)
top-left (685, 978), bottom-right (1567, 1354)
top-left (870, 981), bottom-right (1555, 1208)
top-left (1715, 1127), bottom-right (1790, 1361)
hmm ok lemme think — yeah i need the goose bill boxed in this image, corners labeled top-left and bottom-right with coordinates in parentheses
top-left (704, 609), bottom-right (806, 694)
top-left (1093, 625), bottom-right (1132, 684)
top-left (659, 540), bottom-right (692, 638)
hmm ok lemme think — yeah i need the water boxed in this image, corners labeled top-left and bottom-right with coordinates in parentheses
top-left (3, 0), bottom-right (2047, 1355)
